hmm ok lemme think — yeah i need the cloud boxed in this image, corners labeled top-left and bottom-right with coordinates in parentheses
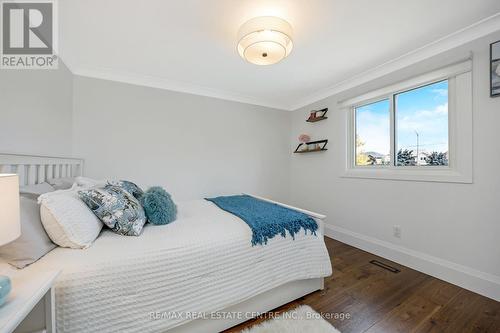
top-left (356, 101), bottom-right (449, 155)
top-left (397, 102), bottom-right (448, 152)
top-left (356, 109), bottom-right (390, 154)
top-left (432, 88), bottom-right (448, 97)
top-left (398, 102), bottom-right (448, 132)
top-left (435, 102), bottom-right (448, 114)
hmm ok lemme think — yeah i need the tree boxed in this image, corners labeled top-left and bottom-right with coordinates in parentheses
top-left (367, 155), bottom-right (377, 165)
top-left (425, 152), bottom-right (448, 166)
top-left (356, 135), bottom-right (369, 165)
top-left (397, 149), bottom-right (416, 166)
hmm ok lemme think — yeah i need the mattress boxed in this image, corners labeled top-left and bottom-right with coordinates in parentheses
top-left (1, 199), bottom-right (332, 333)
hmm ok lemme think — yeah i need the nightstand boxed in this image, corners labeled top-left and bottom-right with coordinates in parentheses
top-left (0, 269), bottom-right (60, 333)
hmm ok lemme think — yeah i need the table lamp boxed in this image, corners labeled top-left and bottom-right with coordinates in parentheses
top-left (0, 174), bottom-right (21, 306)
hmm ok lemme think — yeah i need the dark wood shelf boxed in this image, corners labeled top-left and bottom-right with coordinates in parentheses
top-left (294, 147), bottom-right (328, 153)
top-left (306, 108), bottom-right (328, 122)
top-left (294, 139), bottom-right (328, 154)
top-left (306, 116), bottom-right (328, 123)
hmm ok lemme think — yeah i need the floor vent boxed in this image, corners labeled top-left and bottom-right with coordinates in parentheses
top-left (369, 260), bottom-right (401, 273)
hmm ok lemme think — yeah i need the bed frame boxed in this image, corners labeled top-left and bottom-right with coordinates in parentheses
top-left (0, 153), bottom-right (84, 186)
top-left (0, 153), bottom-right (327, 333)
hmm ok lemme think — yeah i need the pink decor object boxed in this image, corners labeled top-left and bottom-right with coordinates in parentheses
top-left (298, 134), bottom-right (311, 143)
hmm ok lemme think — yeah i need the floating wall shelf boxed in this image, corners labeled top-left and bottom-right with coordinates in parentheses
top-left (306, 108), bottom-right (328, 122)
top-left (294, 139), bottom-right (328, 153)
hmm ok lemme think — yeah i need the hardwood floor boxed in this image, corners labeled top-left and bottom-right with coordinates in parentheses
top-left (225, 237), bottom-right (500, 333)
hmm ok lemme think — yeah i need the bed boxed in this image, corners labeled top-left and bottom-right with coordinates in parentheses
top-left (0, 153), bottom-right (332, 333)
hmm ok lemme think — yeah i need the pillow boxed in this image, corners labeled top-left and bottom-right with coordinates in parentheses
top-left (75, 176), bottom-right (106, 188)
top-left (20, 182), bottom-right (55, 196)
top-left (0, 196), bottom-right (57, 268)
top-left (108, 180), bottom-right (144, 199)
top-left (47, 177), bottom-right (75, 190)
top-left (38, 186), bottom-right (103, 249)
top-left (79, 185), bottom-right (146, 236)
top-left (140, 187), bottom-right (177, 225)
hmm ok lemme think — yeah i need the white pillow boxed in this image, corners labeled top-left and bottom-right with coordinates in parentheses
top-left (20, 182), bottom-right (55, 195)
top-left (38, 185), bottom-right (103, 249)
top-left (74, 176), bottom-right (107, 188)
top-left (46, 177), bottom-right (75, 190)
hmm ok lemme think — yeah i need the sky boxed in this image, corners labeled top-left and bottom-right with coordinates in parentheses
top-left (356, 99), bottom-right (390, 155)
top-left (356, 80), bottom-right (448, 156)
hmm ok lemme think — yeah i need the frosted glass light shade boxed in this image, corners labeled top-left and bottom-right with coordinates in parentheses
top-left (237, 16), bottom-right (293, 65)
top-left (0, 174), bottom-right (21, 246)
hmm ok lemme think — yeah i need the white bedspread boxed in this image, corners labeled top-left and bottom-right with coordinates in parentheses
top-left (2, 200), bottom-right (331, 333)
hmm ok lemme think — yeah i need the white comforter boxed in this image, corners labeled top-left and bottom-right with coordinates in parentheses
top-left (4, 200), bottom-right (332, 333)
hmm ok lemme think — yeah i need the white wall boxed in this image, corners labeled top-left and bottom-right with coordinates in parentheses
top-left (72, 76), bottom-right (291, 202)
top-left (290, 32), bottom-right (500, 300)
top-left (2, 27), bottom-right (498, 301)
top-left (0, 63), bottom-right (73, 156)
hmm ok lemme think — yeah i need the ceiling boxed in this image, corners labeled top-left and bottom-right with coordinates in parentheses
top-left (59, 0), bottom-right (500, 110)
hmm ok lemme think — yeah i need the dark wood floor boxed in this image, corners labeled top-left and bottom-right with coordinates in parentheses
top-left (226, 237), bottom-right (500, 333)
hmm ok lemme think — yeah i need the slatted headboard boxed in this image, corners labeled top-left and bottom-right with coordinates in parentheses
top-left (0, 153), bottom-right (84, 186)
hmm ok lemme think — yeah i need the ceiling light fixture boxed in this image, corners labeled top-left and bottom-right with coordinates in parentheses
top-left (237, 16), bottom-right (293, 65)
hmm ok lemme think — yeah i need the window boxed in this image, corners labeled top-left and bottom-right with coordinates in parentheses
top-left (395, 80), bottom-right (449, 167)
top-left (355, 99), bottom-right (390, 166)
top-left (344, 61), bottom-right (473, 183)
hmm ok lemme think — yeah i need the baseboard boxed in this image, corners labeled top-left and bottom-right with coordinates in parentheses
top-left (324, 224), bottom-right (500, 302)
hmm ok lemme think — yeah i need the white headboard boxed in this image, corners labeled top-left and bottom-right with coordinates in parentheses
top-left (0, 153), bottom-right (84, 186)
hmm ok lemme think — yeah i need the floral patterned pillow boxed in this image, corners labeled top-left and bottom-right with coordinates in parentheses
top-left (78, 185), bottom-right (146, 236)
top-left (107, 180), bottom-right (144, 200)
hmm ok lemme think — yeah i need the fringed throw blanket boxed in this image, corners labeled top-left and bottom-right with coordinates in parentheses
top-left (205, 195), bottom-right (318, 246)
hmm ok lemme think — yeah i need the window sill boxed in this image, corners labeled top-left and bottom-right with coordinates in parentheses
top-left (342, 168), bottom-right (472, 184)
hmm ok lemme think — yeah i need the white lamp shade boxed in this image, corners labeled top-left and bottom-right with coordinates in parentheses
top-left (0, 174), bottom-right (21, 246)
top-left (237, 16), bottom-right (293, 65)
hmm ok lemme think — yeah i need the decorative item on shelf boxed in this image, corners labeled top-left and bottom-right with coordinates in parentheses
top-left (308, 111), bottom-right (316, 121)
top-left (491, 40), bottom-right (500, 97)
top-left (306, 108), bottom-right (328, 122)
top-left (294, 139), bottom-right (328, 154)
top-left (298, 134), bottom-right (311, 151)
top-left (0, 174), bottom-right (21, 307)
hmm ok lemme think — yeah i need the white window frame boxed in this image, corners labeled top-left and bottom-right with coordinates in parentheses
top-left (342, 60), bottom-right (473, 183)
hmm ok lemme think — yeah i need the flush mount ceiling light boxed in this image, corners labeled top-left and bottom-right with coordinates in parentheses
top-left (237, 16), bottom-right (293, 65)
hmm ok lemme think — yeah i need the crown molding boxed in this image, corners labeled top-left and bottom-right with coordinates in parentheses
top-left (65, 13), bottom-right (500, 112)
top-left (290, 12), bottom-right (500, 111)
top-left (71, 66), bottom-right (291, 111)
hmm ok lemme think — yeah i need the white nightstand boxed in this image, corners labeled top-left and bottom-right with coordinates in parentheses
top-left (0, 269), bottom-right (60, 333)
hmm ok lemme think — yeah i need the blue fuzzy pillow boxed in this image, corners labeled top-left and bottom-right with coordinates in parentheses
top-left (140, 187), bottom-right (177, 225)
